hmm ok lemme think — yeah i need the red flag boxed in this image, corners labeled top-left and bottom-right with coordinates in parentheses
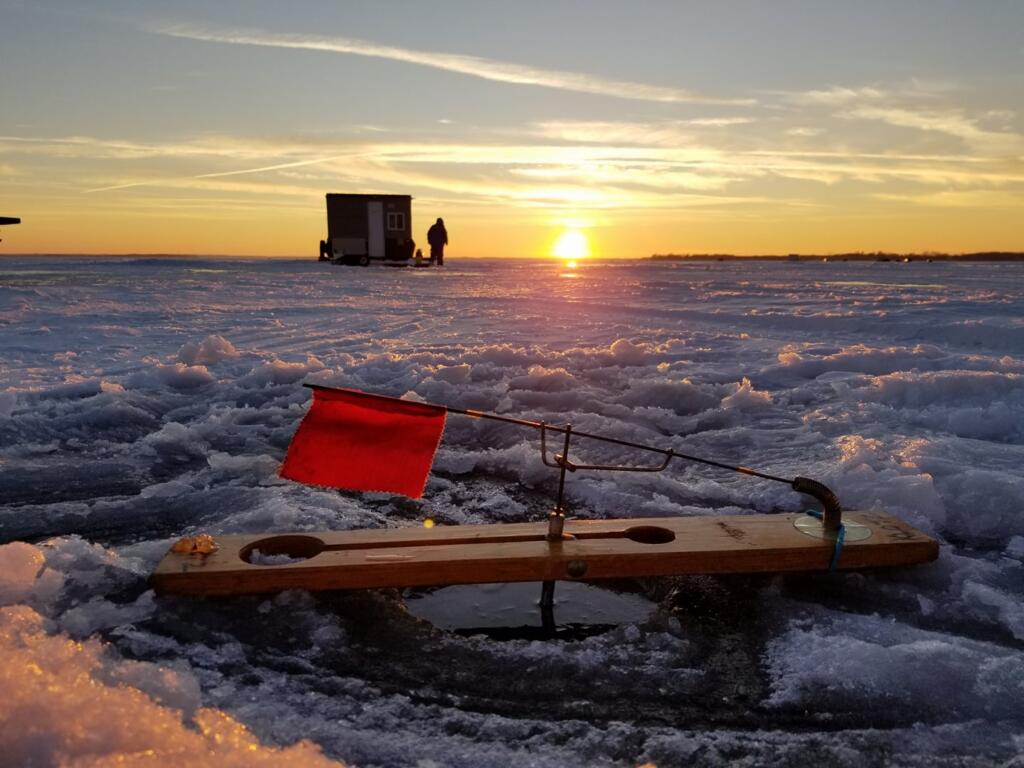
top-left (280, 387), bottom-right (447, 498)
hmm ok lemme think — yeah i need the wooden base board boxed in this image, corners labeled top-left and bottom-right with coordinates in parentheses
top-left (151, 511), bottom-right (938, 596)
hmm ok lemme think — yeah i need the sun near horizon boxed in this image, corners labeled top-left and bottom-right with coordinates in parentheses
top-left (552, 229), bottom-right (591, 261)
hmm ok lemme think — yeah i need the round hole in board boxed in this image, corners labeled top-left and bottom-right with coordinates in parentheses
top-left (623, 526), bottom-right (675, 545)
top-left (567, 560), bottom-right (588, 578)
top-left (240, 535), bottom-right (326, 565)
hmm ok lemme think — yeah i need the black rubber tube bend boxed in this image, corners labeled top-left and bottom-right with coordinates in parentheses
top-left (791, 477), bottom-right (842, 532)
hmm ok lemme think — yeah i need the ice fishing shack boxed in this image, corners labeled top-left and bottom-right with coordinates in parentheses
top-left (318, 194), bottom-right (415, 266)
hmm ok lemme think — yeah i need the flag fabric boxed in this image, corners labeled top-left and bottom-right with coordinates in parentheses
top-left (280, 387), bottom-right (447, 498)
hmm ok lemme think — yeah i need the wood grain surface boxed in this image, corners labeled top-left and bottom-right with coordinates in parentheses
top-left (151, 511), bottom-right (938, 596)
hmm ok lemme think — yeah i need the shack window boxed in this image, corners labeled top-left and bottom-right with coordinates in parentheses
top-left (387, 212), bottom-right (405, 231)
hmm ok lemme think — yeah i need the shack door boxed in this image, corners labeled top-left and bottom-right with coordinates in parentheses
top-left (367, 202), bottom-right (385, 259)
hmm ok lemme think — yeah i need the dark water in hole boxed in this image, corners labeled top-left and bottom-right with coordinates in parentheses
top-left (405, 580), bottom-right (656, 640)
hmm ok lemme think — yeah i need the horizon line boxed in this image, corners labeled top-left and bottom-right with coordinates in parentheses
top-left (2, 251), bottom-right (1022, 260)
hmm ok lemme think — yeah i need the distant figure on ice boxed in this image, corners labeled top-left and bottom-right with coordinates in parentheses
top-left (427, 218), bottom-right (448, 266)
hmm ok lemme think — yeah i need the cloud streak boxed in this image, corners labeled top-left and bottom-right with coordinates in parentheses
top-left (156, 23), bottom-right (752, 106)
top-left (843, 106), bottom-right (1024, 155)
top-left (84, 155), bottom-right (353, 193)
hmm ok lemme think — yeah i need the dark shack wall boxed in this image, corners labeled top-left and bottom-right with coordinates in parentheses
top-left (326, 196), bottom-right (412, 241)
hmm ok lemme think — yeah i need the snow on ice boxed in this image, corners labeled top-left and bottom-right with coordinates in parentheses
top-left (1, 256), bottom-right (1023, 766)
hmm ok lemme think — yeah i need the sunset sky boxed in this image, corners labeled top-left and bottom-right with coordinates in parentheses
top-left (2, 0), bottom-right (1022, 258)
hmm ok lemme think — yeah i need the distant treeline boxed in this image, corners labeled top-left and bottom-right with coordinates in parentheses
top-left (651, 252), bottom-right (1024, 262)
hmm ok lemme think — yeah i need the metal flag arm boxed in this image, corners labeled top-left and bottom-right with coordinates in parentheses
top-left (302, 383), bottom-right (843, 532)
top-left (539, 422), bottom-right (673, 474)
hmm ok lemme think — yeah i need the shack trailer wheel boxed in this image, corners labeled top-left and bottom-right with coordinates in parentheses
top-left (358, 254), bottom-right (370, 267)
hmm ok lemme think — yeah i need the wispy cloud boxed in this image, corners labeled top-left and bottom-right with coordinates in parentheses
top-left (509, 165), bottom-right (742, 191)
top-left (786, 127), bottom-right (823, 137)
top-left (0, 134), bottom-right (317, 161)
top-left (85, 154), bottom-right (353, 192)
top-left (156, 23), bottom-right (753, 106)
top-left (779, 79), bottom-right (958, 107)
top-left (532, 121), bottom-right (698, 147)
top-left (784, 85), bottom-right (889, 107)
top-left (687, 116), bottom-right (756, 127)
top-left (874, 189), bottom-right (1024, 207)
top-left (843, 106), bottom-right (1024, 155)
top-left (532, 118), bottom-right (756, 146)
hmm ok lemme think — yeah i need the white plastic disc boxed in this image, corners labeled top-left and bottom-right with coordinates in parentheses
top-left (794, 514), bottom-right (873, 542)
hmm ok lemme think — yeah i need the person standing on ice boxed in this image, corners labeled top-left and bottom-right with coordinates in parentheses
top-left (427, 218), bottom-right (448, 266)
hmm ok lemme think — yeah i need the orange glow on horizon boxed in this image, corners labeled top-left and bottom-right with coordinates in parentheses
top-left (4, 203), bottom-right (1023, 258)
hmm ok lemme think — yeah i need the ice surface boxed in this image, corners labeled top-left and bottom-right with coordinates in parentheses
top-left (0, 605), bottom-right (338, 766)
top-left (1, 257), bottom-right (1023, 765)
top-left (177, 334), bottom-right (240, 366)
top-left (0, 541), bottom-right (61, 605)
